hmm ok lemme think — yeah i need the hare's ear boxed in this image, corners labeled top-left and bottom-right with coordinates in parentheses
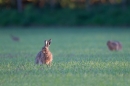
top-left (48, 39), bottom-right (52, 45)
top-left (44, 40), bottom-right (48, 46)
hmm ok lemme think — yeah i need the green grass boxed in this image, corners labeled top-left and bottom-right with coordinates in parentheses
top-left (0, 27), bottom-right (130, 86)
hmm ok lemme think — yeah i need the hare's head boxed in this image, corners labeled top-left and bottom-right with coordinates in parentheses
top-left (107, 40), bottom-right (112, 45)
top-left (42, 39), bottom-right (52, 53)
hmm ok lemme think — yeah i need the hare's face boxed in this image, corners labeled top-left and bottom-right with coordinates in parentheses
top-left (42, 46), bottom-right (49, 53)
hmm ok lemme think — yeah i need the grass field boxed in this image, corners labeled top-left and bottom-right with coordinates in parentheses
top-left (0, 27), bottom-right (130, 86)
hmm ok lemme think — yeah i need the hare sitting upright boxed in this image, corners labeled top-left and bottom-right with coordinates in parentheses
top-left (107, 40), bottom-right (122, 51)
top-left (35, 39), bottom-right (53, 66)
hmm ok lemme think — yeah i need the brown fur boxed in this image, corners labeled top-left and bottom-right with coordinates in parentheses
top-left (107, 40), bottom-right (122, 51)
top-left (35, 39), bottom-right (53, 65)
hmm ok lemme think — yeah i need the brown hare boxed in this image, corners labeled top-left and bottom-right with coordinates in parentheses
top-left (107, 40), bottom-right (122, 51)
top-left (35, 39), bottom-right (53, 66)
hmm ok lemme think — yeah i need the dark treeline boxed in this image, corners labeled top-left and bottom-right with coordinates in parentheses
top-left (0, 0), bottom-right (130, 26)
top-left (0, 0), bottom-right (130, 12)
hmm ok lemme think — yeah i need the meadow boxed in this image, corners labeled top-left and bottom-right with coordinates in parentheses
top-left (0, 27), bottom-right (130, 86)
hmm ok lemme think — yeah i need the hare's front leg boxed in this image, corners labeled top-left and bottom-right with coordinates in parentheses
top-left (47, 62), bottom-right (52, 67)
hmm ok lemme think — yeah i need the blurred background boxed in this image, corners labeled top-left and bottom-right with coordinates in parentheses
top-left (0, 0), bottom-right (130, 26)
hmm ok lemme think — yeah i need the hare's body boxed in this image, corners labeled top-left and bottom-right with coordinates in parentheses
top-left (43, 47), bottom-right (53, 65)
top-left (107, 40), bottom-right (122, 51)
top-left (35, 39), bottom-right (53, 65)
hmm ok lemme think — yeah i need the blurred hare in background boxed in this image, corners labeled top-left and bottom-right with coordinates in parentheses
top-left (107, 40), bottom-right (122, 51)
top-left (10, 34), bottom-right (20, 42)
